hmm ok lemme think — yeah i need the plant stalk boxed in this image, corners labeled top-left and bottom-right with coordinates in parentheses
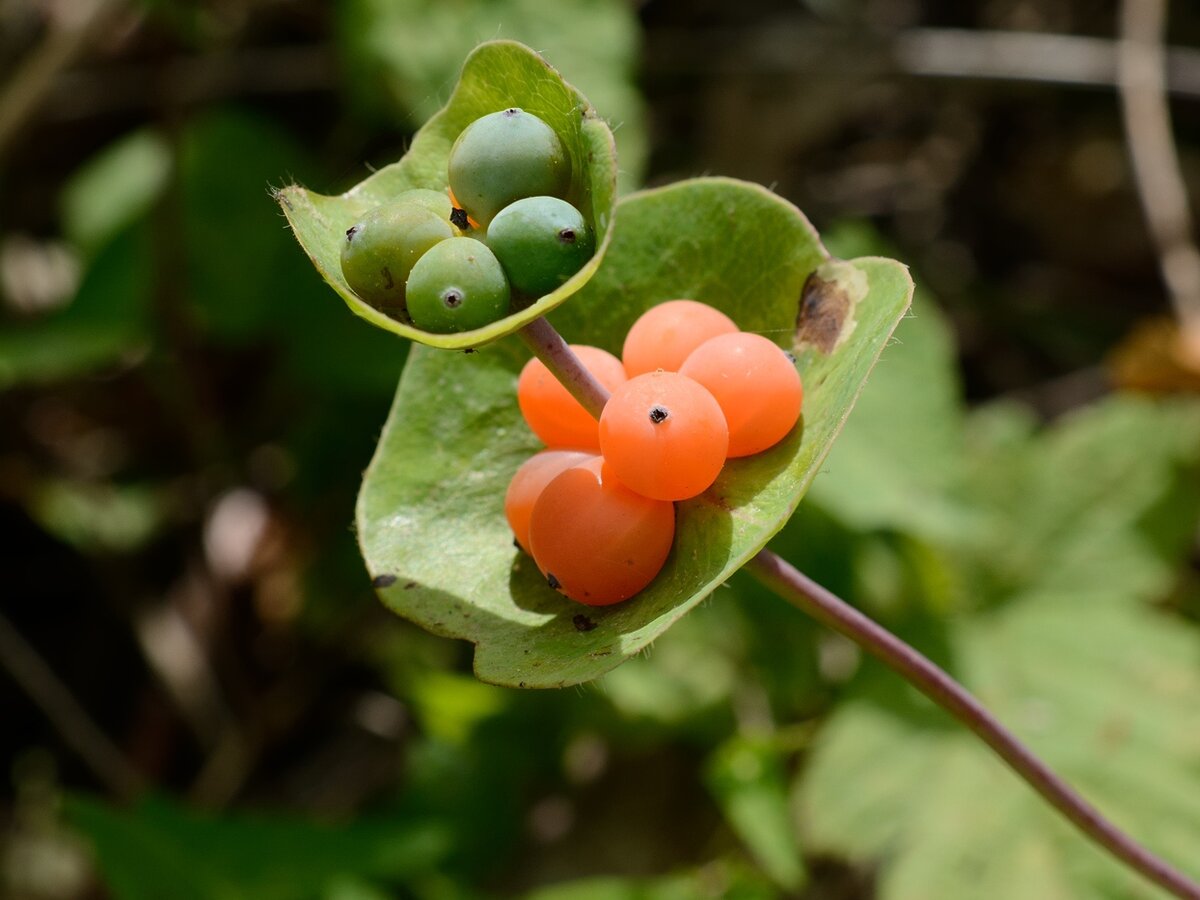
top-left (517, 317), bottom-right (611, 418)
top-left (746, 549), bottom-right (1200, 900)
top-left (521, 315), bottom-right (1200, 900)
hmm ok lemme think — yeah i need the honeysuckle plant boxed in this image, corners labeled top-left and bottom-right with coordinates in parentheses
top-left (279, 40), bottom-right (1200, 900)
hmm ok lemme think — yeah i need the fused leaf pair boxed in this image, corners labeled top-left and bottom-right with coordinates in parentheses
top-left (279, 40), bottom-right (914, 688)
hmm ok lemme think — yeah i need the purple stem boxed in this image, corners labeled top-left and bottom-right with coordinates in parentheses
top-left (747, 549), bottom-right (1200, 900)
top-left (520, 315), bottom-right (1200, 900)
top-left (517, 317), bottom-right (611, 418)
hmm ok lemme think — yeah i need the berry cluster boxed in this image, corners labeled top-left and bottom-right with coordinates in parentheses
top-left (340, 108), bottom-right (594, 333)
top-left (506, 300), bottom-right (804, 606)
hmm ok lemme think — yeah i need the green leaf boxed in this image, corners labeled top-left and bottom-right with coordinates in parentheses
top-left (67, 794), bottom-right (451, 900)
top-left (28, 479), bottom-right (162, 553)
top-left (796, 396), bottom-right (1200, 900)
top-left (522, 859), bottom-right (776, 900)
top-left (277, 40), bottom-right (618, 350)
top-left (60, 129), bottom-right (172, 256)
top-left (705, 736), bottom-right (806, 890)
top-left (337, 0), bottom-right (646, 191)
top-left (356, 177), bottom-right (912, 687)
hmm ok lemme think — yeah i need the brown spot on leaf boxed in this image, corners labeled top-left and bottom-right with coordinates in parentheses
top-left (371, 573), bottom-right (397, 588)
top-left (797, 271), bottom-right (852, 353)
top-left (404, 581), bottom-right (417, 590)
top-left (573, 614), bottom-right (597, 632)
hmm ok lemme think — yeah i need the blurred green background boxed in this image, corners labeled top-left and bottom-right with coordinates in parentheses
top-left (3, 1), bottom-right (1200, 898)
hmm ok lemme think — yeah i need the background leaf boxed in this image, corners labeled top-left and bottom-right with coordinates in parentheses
top-left (704, 735), bottom-right (806, 891)
top-left (356, 177), bottom-right (912, 687)
top-left (277, 40), bottom-right (618, 350)
top-left (60, 129), bottom-right (171, 257)
top-left (66, 795), bottom-right (451, 900)
top-left (794, 295), bottom-right (1200, 898)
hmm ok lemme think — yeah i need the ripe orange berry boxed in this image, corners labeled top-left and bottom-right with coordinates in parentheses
top-left (517, 345), bottom-right (627, 450)
top-left (528, 457), bottom-right (675, 606)
top-left (505, 449), bottom-right (595, 554)
top-left (680, 332), bottom-right (803, 457)
top-left (622, 300), bottom-right (738, 377)
top-left (598, 371), bottom-right (728, 501)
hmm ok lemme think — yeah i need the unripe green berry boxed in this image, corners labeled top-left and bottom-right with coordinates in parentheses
top-left (447, 108), bottom-right (569, 228)
top-left (340, 201), bottom-right (455, 310)
top-left (486, 196), bottom-right (594, 297)
top-left (393, 188), bottom-right (455, 223)
top-left (406, 237), bottom-right (511, 333)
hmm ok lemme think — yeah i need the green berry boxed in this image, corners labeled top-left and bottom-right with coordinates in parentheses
top-left (486, 196), bottom-right (594, 296)
top-left (406, 237), bottom-right (511, 333)
top-left (393, 188), bottom-right (454, 223)
top-left (340, 201), bottom-right (455, 310)
top-left (447, 108), bottom-right (569, 228)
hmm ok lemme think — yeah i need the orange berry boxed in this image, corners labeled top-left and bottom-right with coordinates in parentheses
top-left (598, 371), bottom-right (728, 501)
top-left (517, 345), bottom-right (627, 450)
top-left (505, 449), bottom-right (595, 553)
top-left (528, 457), bottom-right (675, 606)
top-left (680, 332), bottom-right (803, 457)
top-left (622, 300), bottom-right (738, 377)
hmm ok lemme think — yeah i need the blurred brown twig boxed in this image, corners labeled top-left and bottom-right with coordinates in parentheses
top-left (1116, 0), bottom-right (1200, 347)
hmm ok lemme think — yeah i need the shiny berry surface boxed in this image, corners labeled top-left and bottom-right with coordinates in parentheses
top-left (505, 449), bottom-right (595, 554)
top-left (599, 371), bottom-right (728, 501)
top-left (405, 237), bottom-right (511, 333)
top-left (528, 457), bottom-right (675, 606)
top-left (621, 300), bottom-right (738, 378)
top-left (680, 332), bottom-right (803, 457)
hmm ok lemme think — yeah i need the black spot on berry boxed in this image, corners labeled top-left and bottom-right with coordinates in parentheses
top-left (345, 225), bottom-right (359, 243)
top-left (443, 290), bottom-right (463, 309)
top-left (450, 208), bottom-right (470, 229)
top-left (573, 614), bottom-right (597, 632)
top-left (649, 405), bottom-right (669, 424)
top-left (558, 228), bottom-right (577, 244)
top-left (381, 267), bottom-right (394, 290)
top-left (504, 107), bottom-right (520, 117)
top-left (547, 573), bottom-right (562, 591)
top-left (372, 573), bottom-right (397, 588)
top-left (785, 351), bottom-right (797, 363)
